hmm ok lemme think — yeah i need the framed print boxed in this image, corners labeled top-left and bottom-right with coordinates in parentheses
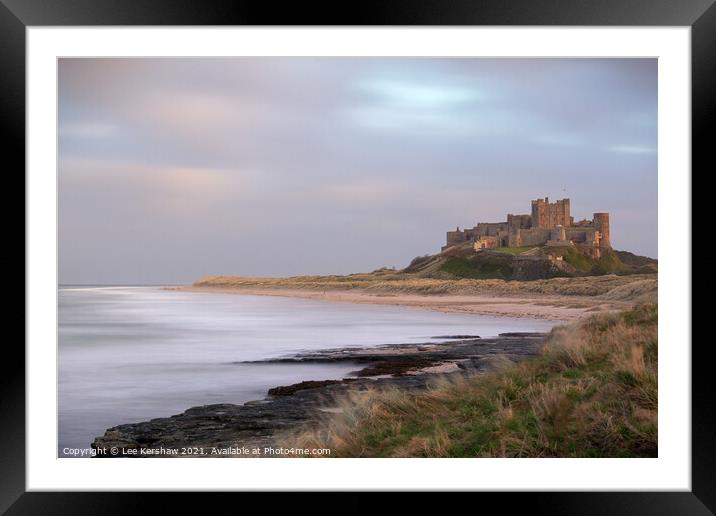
top-left (4, 0), bottom-right (713, 511)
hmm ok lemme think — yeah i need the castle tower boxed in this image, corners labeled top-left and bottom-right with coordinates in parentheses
top-left (559, 199), bottom-right (571, 227)
top-left (593, 213), bottom-right (610, 247)
top-left (531, 198), bottom-right (546, 228)
top-left (531, 197), bottom-right (571, 228)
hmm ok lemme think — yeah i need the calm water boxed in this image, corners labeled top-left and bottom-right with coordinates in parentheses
top-left (58, 287), bottom-right (556, 456)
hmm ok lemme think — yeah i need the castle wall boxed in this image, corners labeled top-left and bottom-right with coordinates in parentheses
top-left (507, 214), bottom-right (532, 230)
top-left (564, 227), bottom-right (600, 246)
top-left (575, 243), bottom-right (602, 259)
top-left (475, 222), bottom-right (508, 237)
top-left (551, 225), bottom-right (567, 241)
top-left (474, 235), bottom-right (499, 250)
top-left (515, 228), bottom-right (552, 246)
top-left (446, 229), bottom-right (467, 247)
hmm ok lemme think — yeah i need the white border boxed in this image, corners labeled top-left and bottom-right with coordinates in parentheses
top-left (27, 27), bottom-right (690, 491)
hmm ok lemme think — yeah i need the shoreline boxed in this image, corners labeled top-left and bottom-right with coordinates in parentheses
top-left (172, 285), bottom-right (627, 321)
top-left (91, 332), bottom-right (547, 456)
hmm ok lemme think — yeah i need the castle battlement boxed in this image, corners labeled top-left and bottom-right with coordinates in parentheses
top-left (444, 197), bottom-right (610, 254)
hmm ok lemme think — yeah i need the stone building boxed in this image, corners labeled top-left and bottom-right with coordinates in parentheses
top-left (444, 197), bottom-right (611, 255)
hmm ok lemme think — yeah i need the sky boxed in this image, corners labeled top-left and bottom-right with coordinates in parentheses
top-left (58, 58), bottom-right (657, 285)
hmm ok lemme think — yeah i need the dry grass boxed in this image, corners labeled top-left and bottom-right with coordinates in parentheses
top-left (194, 273), bottom-right (657, 301)
top-left (282, 304), bottom-right (658, 457)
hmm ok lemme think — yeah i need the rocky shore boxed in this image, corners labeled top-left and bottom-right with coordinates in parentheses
top-left (91, 332), bottom-right (547, 457)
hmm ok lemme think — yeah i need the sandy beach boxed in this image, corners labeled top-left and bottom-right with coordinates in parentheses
top-left (173, 286), bottom-right (627, 321)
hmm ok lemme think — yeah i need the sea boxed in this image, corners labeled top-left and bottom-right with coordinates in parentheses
top-left (58, 286), bottom-right (556, 456)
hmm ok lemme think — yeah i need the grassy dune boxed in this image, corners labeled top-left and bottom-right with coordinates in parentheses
top-left (284, 304), bottom-right (658, 458)
top-left (194, 273), bottom-right (657, 302)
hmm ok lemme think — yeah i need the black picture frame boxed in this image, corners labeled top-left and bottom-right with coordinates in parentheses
top-left (4, 0), bottom-right (711, 512)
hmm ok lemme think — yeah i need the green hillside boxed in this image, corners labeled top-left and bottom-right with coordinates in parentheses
top-left (403, 243), bottom-right (656, 281)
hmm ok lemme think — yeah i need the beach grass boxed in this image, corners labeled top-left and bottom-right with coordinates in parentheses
top-left (193, 273), bottom-right (657, 301)
top-left (284, 303), bottom-right (658, 458)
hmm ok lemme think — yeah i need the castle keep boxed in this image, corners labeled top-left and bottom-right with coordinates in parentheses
top-left (444, 197), bottom-right (610, 256)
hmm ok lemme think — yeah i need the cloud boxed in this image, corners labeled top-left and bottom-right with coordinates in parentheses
top-left (139, 91), bottom-right (264, 132)
top-left (60, 122), bottom-right (117, 139)
top-left (315, 180), bottom-right (405, 205)
top-left (533, 133), bottom-right (585, 148)
top-left (357, 79), bottom-right (481, 108)
top-left (345, 105), bottom-right (479, 134)
top-left (346, 77), bottom-right (483, 134)
top-left (60, 157), bottom-right (242, 219)
top-left (607, 145), bottom-right (656, 154)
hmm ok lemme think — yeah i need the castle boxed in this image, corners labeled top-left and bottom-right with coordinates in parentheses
top-left (444, 197), bottom-right (611, 256)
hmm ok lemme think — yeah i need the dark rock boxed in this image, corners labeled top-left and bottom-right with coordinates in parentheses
top-left (268, 379), bottom-right (357, 396)
top-left (353, 358), bottom-right (438, 377)
top-left (432, 335), bottom-right (481, 339)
